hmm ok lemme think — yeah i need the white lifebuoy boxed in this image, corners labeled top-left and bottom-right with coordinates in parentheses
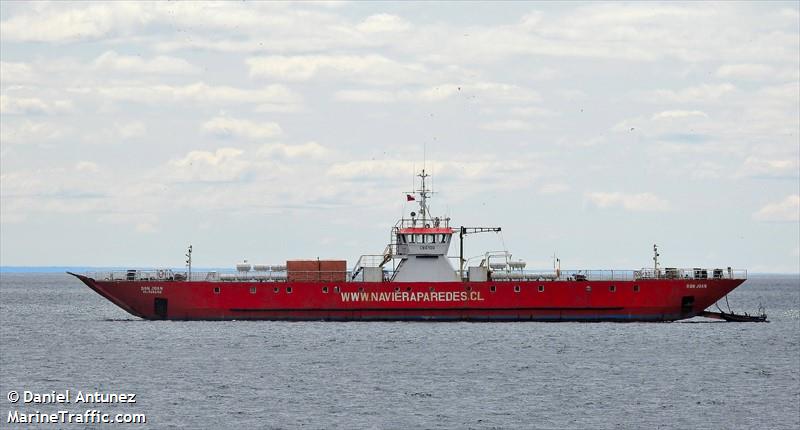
top-left (157, 269), bottom-right (166, 279)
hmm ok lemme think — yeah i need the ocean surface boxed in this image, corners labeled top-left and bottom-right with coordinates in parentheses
top-left (0, 273), bottom-right (798, 429)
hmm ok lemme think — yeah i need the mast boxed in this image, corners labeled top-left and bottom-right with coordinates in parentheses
top-left (653, 244), bottom-right (659, 277)
top-left (185, 244), bottom-right (192, 280)
top-left (417, 169), bottom-right (432, 225)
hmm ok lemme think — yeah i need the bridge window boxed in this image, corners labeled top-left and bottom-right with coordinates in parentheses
top-left (400, 235), bottom-right (407, 244)
top-left (429, 234), bottom-right (436, 243)
top-left (414, 234), bottom-right (422, 243)
top-left (441, 234), bottom-right (447, 243)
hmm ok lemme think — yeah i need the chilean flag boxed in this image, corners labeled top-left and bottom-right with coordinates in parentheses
top-left (406, 194), bottom-right (416, 201)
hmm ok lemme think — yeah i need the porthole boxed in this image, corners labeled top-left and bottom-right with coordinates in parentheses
top-left (633, 284), bottom-right (640, 293)
top-left (334, 286), bottom-right (340, 293)
top-left (322, 286), bottom-right (329, 293)
top-left (465, 286), bottom-right (472, 292)
top-left (213, 287), bottom-right (220, 294)
top-left (273, 287), bottom-right (279, 293)
top-left (514, 285), bottom-right (521, 293)
top-left (585, 286), bottom-right (592, 292)
top-left (359, 287), bottom-right (364, 292)
top-left (286, 287), bottom-right (292, 294)
top-left (429, 287), bottom-right (435, 292)
top-left (406, 287), bottom-right (412, 292)
top-left (490, 285), bottom-right (496, 293)
top-left (394, 287), bottom-right (400, 292)
top-left (609, 285), bottom-right (616, 293)
top-left (538, 285), bottom-right (544, 292)
top-left (250, 287), bottom-right (257, 294)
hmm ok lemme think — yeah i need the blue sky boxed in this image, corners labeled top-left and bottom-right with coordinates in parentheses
top-left (1, 2), bottom-right (798, 272)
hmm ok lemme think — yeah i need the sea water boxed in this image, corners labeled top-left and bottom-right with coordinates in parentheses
top-left (1, 273), bottom-right (798, 429)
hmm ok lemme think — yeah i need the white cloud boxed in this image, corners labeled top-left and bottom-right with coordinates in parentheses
top-left (335, 82), bottom-right (539, 105)
top-left (97, 212), bottom-right (160, 233)
top-left (480, 120), bottom-right (532, 131)
top-left (82, 121), bottom-right (146, 144)
top-left (93, 82), bottom-right (302, 108)
top-left (117, 121), bottom-right (147, 139)
top-left (0, 61), bottom-right (36, 83)
top-left (92, 50), bottom-right (199, 74)
top-left (75, 161), bottom-right (99, 173)
top-left (257, 142), bottom-right (329, 159)
top-left (510, 106), bottom-right (559, 117)
top-left (539, 183), bottom-right (570, 195)
top-left (738, 157), bottom-right (799, 178)
top-left (753, 195), bottom-right (800, 222)
top-left (203, 116), bottom-right (283, 140)
top-left (0, 120), bottom-right (68, 144)
top-left (168, 148), bottom-right (253, 183)
top-left (247, 54), bottom-right (431, 86)
top-left (0, 3), bottom-right (151, 42)
top-left (586, 192), bottom-right (671, 212)
top-left (326, 159), bottom-right (540, 186)
top-left (716, 63), bottom-right (774, 80)
top-left (651, 110), bottom-right (708, 120)
top-left (0, 95), bottom-right (74, 115)
top-left (645, 84), bottom-right (736, 104)
top-left (335, 89), bottom-right (397, 103)
top-left (357, 14), bottom-right (411, 33)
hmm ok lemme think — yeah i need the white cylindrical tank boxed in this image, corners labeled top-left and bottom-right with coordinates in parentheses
top-left (236, 262), bottom-right (252, 272)
top-left (489, 262), bottom-right (507, 270)
top-left (492, 271), bottom-right (510, 279)
top-left (253, 264), bottom-right (269, 272)
top-left (508, 260), bottom-right (526, 269)
top-left (270, 265), bottom-right (287, 271)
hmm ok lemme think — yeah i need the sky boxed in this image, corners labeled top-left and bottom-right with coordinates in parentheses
top-left (1, 1), bottom-right (798, 273)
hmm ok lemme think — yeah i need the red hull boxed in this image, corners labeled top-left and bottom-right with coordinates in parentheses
top-left (70, 273), bottom-right (745, 322)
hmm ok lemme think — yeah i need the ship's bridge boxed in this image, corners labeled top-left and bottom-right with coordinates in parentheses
top-left (350, 168), bottom-right (460, 283)
top-left (396, 227), bottom-right (453, 256)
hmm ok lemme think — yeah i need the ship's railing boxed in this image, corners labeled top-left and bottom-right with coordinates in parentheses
top-left (634, 267), bottom-right (746, 280)
top-left (84, 269), bottom-right (184, 282)
top-left (485, 268), bottom-right (747, 282)
top-left (394, 217), bottom-right (451, 229)
top-left (83, 267), bottom-right (747, 283)
top-left (84, 269), bottom-right (355, 283)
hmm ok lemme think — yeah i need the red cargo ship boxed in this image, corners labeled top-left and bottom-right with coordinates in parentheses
top-left (70, 170), bottom-right (747, 321)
